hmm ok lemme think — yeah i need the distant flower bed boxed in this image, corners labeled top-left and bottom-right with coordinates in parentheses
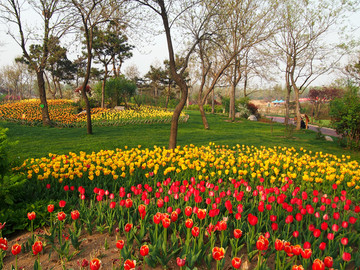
top-left (0, 99), bottom-right (187, 127)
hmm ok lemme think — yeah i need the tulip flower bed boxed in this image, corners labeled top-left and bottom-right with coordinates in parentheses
top-left (1, 144), bottom-right (360, 269)
top-left (0, 99), bottom-right (187, 127)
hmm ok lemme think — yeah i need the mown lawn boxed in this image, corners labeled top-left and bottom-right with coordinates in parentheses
top-left (1, 110), bottom-right (358, 161)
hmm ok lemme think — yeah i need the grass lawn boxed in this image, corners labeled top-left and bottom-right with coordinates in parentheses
top-left (1, 110), bottom-right (358, 161)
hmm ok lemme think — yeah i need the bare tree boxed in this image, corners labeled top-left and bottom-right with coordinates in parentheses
top-left (0, 61), bottom-right (35, 99)
top-left (135, 0), bottom-right (203, 149)
top-left (187, 0), bottom-right (278, 127)
top-left (0, 0), bottom-right (70, 125)
top-left (68, 0), bottom-right (122, 134)
top-left (272, 0), bottom-right (356, 129)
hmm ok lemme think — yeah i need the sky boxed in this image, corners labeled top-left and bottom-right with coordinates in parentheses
top-left (0, 5), bottom-right (359, 87)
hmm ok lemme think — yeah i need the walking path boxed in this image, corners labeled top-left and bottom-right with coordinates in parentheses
top-left (266, 116), bottom-right (340, 138)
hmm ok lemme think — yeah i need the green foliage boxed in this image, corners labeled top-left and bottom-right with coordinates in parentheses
top-left (104, 76), bottom-right (137, 107)
top-left (330, 84), bottom-right (360, 150)
top-left (0, 127), bottom-right (10, 178)
top-left (187, 104), bottom-right (223, 113)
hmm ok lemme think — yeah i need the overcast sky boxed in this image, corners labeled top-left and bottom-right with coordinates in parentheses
top-left (0, 5), bottom-right (359, 87)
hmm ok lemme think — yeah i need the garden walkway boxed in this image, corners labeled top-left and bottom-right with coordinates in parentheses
top-left (266, 116), bottom-right (340, 138)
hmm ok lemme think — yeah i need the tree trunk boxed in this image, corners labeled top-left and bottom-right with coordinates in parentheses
top-left (45, 72), bottom-right (56, 99)
top-left (229, 82), bottom-right (236, 121)
top-left (81, 90), bottom-right (92, 134)
top-left (199, 102), bottom-right (209, 129)
top-left (169, 86), bottom-right (187, 149)
top-left (36, 71), bottom-right (52, 126)
top-left (101, 64), bottom-right (108, 108)
top-left (294, 87), bottom-right (301, 130)
top-left (211, 88), bottom-right (215, 114)
top-left (57, 80), bottom-right (63, 99)
top-left (284, 87), bottom-right (291, 125)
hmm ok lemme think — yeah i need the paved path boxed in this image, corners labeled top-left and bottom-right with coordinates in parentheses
top-left (266, 116), bottom-right (340, 138)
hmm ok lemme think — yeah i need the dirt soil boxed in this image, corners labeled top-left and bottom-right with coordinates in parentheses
top-left (2, 227), bottom-right (271, 270)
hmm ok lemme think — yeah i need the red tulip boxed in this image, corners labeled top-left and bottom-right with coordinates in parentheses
top-left (176, 257), bottom-right (186, 267)
top-left (90, 258), bottom-right (101, 270)
top-left (341, 237), bottom-right (348, 245)
top-left (184, 206), bottom-right (193, 216)
top-left (271, 223), bottom-right (278, 231)
top-left (301, 248), bottom-right (312, 259)
top-left (232, 257), bottom-right (242, 269)
top-left (80, 258), bottom-right (89, 267)
top-left (324, 256), bottom-right (333, 268)
top-left (312, 258), bottom-right (325, 270)
top-left (349, 216), bottom-right (357, 224)
top-left (155, 198), bottom-right (163, 208)
top-left (124, 259), bottom-right (136, 270)
top-left (218, 220), bottom-right (227, 231)
top-left (342, 252), bottom-right (351, 261)
top-left (313, 229), bottom-right (321, 238)
top-left (59, 200), bottom-right (66, 208)
top-left (320, 222), bottom-right (328, 231)
top-left (332, 223), bottom-right (339, 232)
top-left (212, 247), bottom-right (225, 261)
top-left (71, 210), bottom-right (80, 220)
top-left (32, 241), bottom-right (43, 255)
top-left (197, 208), bottom-right (206, 220)
top-left (191, 226), bottom-right (200, 237)
top-left (319, 242), bottom-right (326, 251)
top-left (248, 213), bottom-right (258, 226)
top-left (109, 201), bottom-right (116, 209)
top-left (125, 198), bottom-right (133, 208)
top-left (256, 235), bottom-right (269, 251)
top-left (138, 204), bottom-right (146, 214)
top-left (327, 232), bottom-right (334, 240)
top-left (292, 230), bottom-right (299, 238)
top-left (140, 245), bottom-right (149, 256)
top-left (124, 223), bottom-right (133, 232)
top-left (11, 243), bottom-right (21, 255)
top-left (274, 239), bottom-right (284, 251)
top-left (292, 245), bottom-right (302, 256)
top-left (116, 239), bottom-right (124, 249)
top-left (0, 237), bottom-right (8, 251)
top-left (171, 211), bottom-right (178, 222)
top-left (47, 204), bottom-right (54, 213)
top-left (27, 211), bottom-right (36, 221)
top-left (162, 217), bottom-right (170, 228)
top-left (153, 213), bottom-right (162, 224)
top-left (233, 229), bottom-right (242, 239)
top-left (292, 265), bottom-right (304, 270)
top-left (185, 218), bottom-right (193, 228)
top-left (57, 211), bottom-right (66, 221)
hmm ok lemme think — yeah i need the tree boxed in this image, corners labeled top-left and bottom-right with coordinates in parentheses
top-left (273, 0), bottom-right (355, 129)
top-left (104, 76), bottom-right (137, 108)
top-left (69, 0), bottom-right (121, 134)
top-left (308, 87), bottom-right (343, 118)
top-left (220, 0), bottom-right (278, 121)
top-left (0, 0), bottom-right (70, 126)
top-left (186, 0), bottom-right (278, 127)
top-left (145, 65), bottom-right (166, 98)
top-left (135, 0), bottom-right (202, 149)
top-left (46, 36), bottom-right (76, 99)
top-left (345, 55), bottom-right (360, 86)
top-left (330, 84), bottom-right (360, 149)
top-left (92, 23), bottom-right (134, 107)
top-left (0, 61), bottom-right (35, 99)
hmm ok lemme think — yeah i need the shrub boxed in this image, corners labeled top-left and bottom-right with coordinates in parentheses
top-left (329, 84), bottom-right (360, 149)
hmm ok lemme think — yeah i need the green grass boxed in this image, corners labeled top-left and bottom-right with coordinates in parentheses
top-left (2, 110), bottom-right (359, 161)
